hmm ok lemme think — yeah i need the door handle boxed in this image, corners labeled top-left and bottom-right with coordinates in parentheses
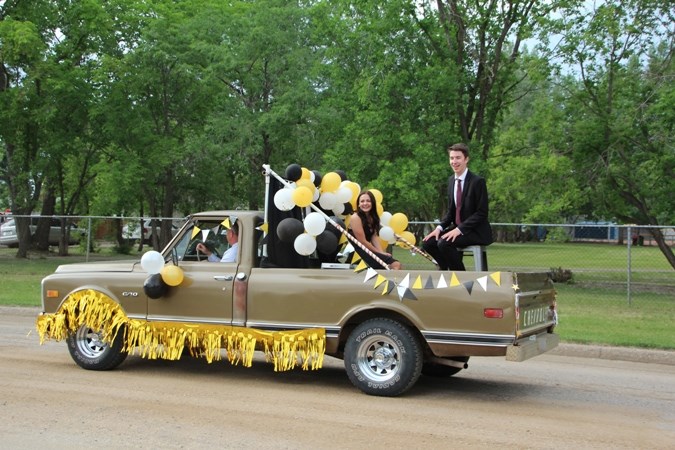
top-left (213, 275), bottom-right (234, 281)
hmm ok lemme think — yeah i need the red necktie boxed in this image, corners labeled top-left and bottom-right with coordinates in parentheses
top-left (455, 178), bottom-right (462, 225)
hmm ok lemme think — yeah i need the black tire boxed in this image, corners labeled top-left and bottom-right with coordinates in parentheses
top-left (344, 318), bottom-right (423, 397)
top-left (422, 357), bottom-right (470, 378)
top-left (67, 324), bottom-right (128, 370)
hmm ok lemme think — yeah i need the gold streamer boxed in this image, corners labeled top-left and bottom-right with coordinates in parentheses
top-left (36, 290), bottom-right (325, 371)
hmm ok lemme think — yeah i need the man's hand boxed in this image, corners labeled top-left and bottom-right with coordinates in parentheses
top-left (441, 228), bottom-right (462, 242)
top-left (423, 228), bottom-right (440, 242)
top-left (195, 243), bottom-right (211, 256)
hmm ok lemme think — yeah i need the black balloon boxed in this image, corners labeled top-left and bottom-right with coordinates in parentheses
top-left (277, 218), bottom-right (305, 242)
top-left (285, 163), bottom-right (303, 182)
top-left (330, 216), bottom-right (346, 233)
top-left (144, 273), bottom-right (168, 299)
top-left (311, 170), bottom-right (322, 187)
top-left (335, 170), bottom-right (348, 181)
top-left (316, 230), bottom-right (339, 254)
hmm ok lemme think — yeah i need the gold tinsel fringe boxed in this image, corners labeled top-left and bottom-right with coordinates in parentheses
top-left (36, 289), bottom-right (325, 371)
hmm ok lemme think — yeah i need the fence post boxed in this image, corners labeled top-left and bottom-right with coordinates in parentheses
top-left (86, 218), bottom-right (92, 262)
top-left (626, 225), bottom-right (632, 306)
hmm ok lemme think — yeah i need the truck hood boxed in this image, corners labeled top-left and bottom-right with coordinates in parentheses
top-left (54, 260), bottom-right (140, 273)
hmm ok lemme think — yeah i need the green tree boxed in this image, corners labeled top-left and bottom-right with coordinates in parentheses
top-left (555, 0), bottom-right (675, 268)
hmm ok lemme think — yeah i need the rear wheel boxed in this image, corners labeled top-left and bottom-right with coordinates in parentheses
top-left (67, 325), bottom-right (128, 370)
top-left (344, 318), bottom-right (423, 397)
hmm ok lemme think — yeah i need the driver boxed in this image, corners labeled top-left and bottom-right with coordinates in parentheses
top-left (196, 222), bottom-right (239, 263)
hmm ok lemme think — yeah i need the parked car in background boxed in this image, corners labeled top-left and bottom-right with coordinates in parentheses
top-left (122, 219), bottom-right (178, 244)
top-left (0, 216), bottom-right (84, 247)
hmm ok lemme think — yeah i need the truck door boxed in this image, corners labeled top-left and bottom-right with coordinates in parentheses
top-left (147, 220), bottom-right (235, 324)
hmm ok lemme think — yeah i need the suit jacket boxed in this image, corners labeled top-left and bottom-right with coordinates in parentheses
top-left (440, 170), bottom-right (493, 245)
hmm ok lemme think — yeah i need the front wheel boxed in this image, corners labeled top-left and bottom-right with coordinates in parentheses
top-left (67, 325), bottom-right (128, 370)
top-left (344, 318), bottom-right (423, 397)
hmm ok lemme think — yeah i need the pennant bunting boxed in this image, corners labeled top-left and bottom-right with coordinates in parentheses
top-left (381, 280), bottom-right (396, 295)
top-left (450, 272), bottom-right (461, 287)
top-left (463, 281), bottom-right (474, 295)
top-left (477, 275), bottom-right (489, 292)
top-left (401, 288), bottom-right (418, 301)
top-left (221, 218), bottom-right (231, 229)
top-left (412, 275), bottom-right (423, 290)
top-left (364, 268), bottom-right (378, 282)
top-left (257, 222), bottom-right (269, 233)
top-left (201, 229), bottom-right (210, 241)
top-left (191, 226), bottom-right (201, 239)
top-left (490, 272), bottom-right (501, 286)
top-left (373, 275), bottom-right (387, 289)
top-left (424, 276), bottom-right (435, 289)
top-left (354, 260), bottom-right (368, 273)
top-left (437, 274), bottom-right (448, 289)
top-left (399, 273), bottom-right (411, 289)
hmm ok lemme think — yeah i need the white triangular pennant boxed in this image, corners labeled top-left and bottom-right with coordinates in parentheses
top-left (477, 275), bottom-right (489, 291)
top-left (437, 274), bottom-right (448, 288)
top-left (364, 267), bottom-right (378, 282)
top-left (399, 273), bottom-right (411, 289)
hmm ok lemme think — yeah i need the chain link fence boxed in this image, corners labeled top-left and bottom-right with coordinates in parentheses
top-left (2, 215), bottom-right (673, 310)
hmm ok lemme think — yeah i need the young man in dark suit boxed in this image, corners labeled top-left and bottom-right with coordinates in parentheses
top-left (422, 143), bottom-right (493, 271)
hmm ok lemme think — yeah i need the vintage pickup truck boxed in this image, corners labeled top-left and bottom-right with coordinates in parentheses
top-left (36, 171), bottom-right (558, 397)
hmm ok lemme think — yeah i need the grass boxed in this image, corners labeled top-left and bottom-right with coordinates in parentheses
top-left (2, 241), bottom-right (674, 350)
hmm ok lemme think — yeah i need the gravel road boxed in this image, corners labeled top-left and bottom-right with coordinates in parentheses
top-left (1, 307), bottom-right (674, 449)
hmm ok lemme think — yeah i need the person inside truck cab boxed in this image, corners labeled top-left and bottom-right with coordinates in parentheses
top-left (349, 191), bottom-right (402, 270)
top-left (196, 222), bottom-right (239, 263)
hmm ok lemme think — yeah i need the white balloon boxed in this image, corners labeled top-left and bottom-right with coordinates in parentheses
top-left (380, 211), bottom-right (392, 226)
top-left (294, 233), bottom-right (317, 256)
top-left (332, 202), bottom-right (345, 216)
top-left (312, 187), bottom-right (320, 202)
top-left (304, 212), bottom-right (326, 236)
top-left (318, 192), bottom-right (337, 210)
top-left (379, 226), bottom-right (396, 244)
top-left (141, 250), bottom-right (165, 274)
top-left (336, 186), bottom-right (352, 203)
top-left (274, 188), bottom-right (295, 211)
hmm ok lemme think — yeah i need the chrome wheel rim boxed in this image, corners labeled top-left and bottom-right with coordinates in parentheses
top-left (356, 335), bottom-right (400, 382)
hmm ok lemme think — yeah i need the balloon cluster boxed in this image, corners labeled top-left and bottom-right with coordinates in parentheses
top-left (140, 250), bottom-right (184, 299)
top-left (274, 164), bottom-right (360, 256)
top-left (275, 163), bottom-right (416, 258)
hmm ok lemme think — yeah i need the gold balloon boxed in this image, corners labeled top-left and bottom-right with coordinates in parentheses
top-left (369, 188), bottom-right (384, 205)
top-left (161, 265), bottom-right (184, 287)
top-left (399, 230), bottom-right (416, 247)
top-left (321, 172), bottom-right (341, 193)
top-left (296, 178), bottom-right (315, 193)
top-left (390, 212), bottom-right (409, 234)
top-left (301, 167), bottom-right (312, 180)
top-left (292, 186), bottom-right (313, 207)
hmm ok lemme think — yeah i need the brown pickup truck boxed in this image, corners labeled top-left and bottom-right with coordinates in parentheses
top-left (37, 207), bottom-right (559, 396)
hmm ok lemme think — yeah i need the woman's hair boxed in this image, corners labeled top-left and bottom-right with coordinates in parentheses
top-left (356, 191), bottom-right (381, 239)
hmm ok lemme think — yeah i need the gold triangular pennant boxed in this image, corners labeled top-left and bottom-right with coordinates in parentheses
top-left (412, 275), bottom-right (423, 290)
top-left (450, 272), bottom-right (461, 287)
top-left (354, 260), bottom-right (368, 273)
top-left (490, 272), bottom-right (501, 286)
top-left (374, 274), bottom-right (387, 289)
top-left (191, 226), bottom-right (201, 239)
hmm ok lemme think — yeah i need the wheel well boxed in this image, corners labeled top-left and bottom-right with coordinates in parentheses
top-left (337, 308), bottom-right (431, 357)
